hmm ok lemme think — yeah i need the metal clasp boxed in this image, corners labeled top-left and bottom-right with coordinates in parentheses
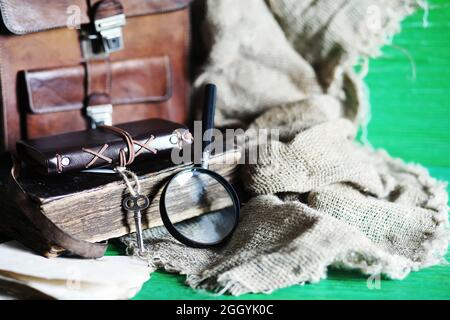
top-left (86, 104), bottom-right (113, 129)
top-left (94, 13), bottom-right (126, 53)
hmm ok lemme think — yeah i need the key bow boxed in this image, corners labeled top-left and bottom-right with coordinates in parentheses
top-left (123, 194), bottom-right (149, 212)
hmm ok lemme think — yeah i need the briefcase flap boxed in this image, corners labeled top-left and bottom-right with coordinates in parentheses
top-left (0, 0), bottom-right (192, 35)
top-left (24, 56), bottom-right (172, 114)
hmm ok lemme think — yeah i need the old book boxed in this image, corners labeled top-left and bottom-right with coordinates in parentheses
top-left (0, 148), bottom-right (241, 257)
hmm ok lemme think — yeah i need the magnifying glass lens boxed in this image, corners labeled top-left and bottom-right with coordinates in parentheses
top-left (162, 170), bottom-right (238, 245)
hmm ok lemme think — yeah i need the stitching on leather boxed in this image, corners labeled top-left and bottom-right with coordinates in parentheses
top-left (56, 154), bottom-right (63, 173)
top-left (134, 135), bottom-right (157, 156)
top-left (0, 1), bottom-right (25, 34)
top-left (82, 144), bottom-right (112, 168)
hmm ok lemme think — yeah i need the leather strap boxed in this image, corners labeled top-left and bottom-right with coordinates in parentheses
top-left (84, 1), bottom-right (122, 106)
top-left (86, 92), bottom-right (111, 106)
top-left (6, 160), bottom-right (108, 258)
top-left (100, 125), bottom-right (136, 167)
top-left (92, 0), bottom-right (125, 20)
top-left (85, 58), bottom-right (112, 96)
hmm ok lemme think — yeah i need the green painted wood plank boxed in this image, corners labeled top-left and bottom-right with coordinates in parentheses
top-left (364, 0), bottom-right (450, 168)
top-left (105, 166), bottom-right (449, 300)
top-left (132, 262), bottom-right (450, 300)
top-left (125, 166), bottom-right (449, 300)
top-left (119, 0), bottom-right (450, 299)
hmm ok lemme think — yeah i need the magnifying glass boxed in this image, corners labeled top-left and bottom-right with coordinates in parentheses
top-left (159, 84), bottom-right (240, 248)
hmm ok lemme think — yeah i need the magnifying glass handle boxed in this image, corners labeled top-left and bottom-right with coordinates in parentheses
top-left (201, 84), bottom-right (217, 169)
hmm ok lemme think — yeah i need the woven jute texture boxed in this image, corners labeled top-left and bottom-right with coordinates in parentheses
top-left (121, 0), bottom-right (449, 295)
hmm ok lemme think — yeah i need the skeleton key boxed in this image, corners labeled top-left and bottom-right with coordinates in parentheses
top-left (122, 194), bottom-right (150, 255)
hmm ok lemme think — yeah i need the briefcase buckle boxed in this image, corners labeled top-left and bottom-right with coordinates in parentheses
top-left (94, 14), bottom-right (126, 53)
top-left (86, 104), bottom-right (113, 129)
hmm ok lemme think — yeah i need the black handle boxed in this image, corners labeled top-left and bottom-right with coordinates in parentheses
top-left (202, 84), bottom-right (217, 154)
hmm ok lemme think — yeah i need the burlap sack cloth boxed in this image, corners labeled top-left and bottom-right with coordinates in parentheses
top-left (121, 0), bottom-right (449, 295)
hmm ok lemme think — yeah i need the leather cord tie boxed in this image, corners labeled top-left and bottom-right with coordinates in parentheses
top-left (100, 125), bottom-right (136, 168)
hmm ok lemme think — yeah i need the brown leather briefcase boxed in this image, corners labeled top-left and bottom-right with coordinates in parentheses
top-left (0, 0), bottom-right (191, 153)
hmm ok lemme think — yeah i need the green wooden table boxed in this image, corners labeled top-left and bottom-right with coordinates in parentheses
top-left (111, 1), bottom-right (450, 300)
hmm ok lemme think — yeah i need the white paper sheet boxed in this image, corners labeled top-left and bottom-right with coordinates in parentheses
top-left (0, 241), bottom-right (150, 300)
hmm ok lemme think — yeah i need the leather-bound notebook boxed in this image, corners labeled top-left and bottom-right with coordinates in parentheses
top-left (16, 119), bottom-right (192, 175)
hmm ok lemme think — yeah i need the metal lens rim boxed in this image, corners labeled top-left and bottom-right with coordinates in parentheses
top-left (159, 167), bottom-right (240, 248)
